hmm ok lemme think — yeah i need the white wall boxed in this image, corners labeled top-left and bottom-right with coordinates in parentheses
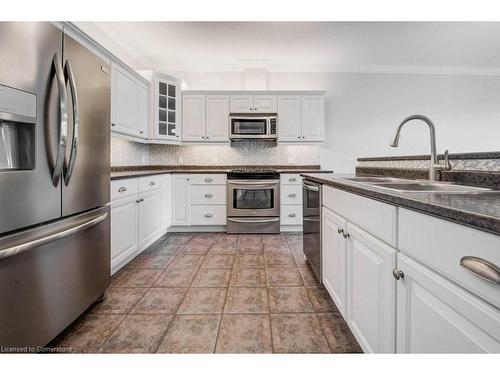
top-left (176, 71), bottom-right (500, 173)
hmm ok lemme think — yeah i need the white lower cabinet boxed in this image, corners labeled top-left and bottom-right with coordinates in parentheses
top-left (138, 189), bottom-right (164, 248)
top-left (322, 207), bottom-right (348, 319)
top-left (171, 175), bottom-right (191, 225)
top-left (346, 222), bottom-right (397, 353)
top-left (110, 176), bottom-right (170, 274)
top-left (111, 195), bottom-right (139, 273)
top-left (396, 253), bottom-right (500, 353)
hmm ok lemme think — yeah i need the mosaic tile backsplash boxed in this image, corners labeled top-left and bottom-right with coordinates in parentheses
top-left (357, 158), bottom-right (500, 171)
top-left (111, 137), bottom-right (320, 167)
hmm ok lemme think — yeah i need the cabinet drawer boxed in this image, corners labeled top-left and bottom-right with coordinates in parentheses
top-left (281, 205), bottom-right (303, 225)
top-left (191, 185), bottom-right (226, 205)
top-left (322, 186), bottom-right (396, 246)
top-left (189, 174), bottom-right (227, 185)
top-left (139, 174), bottom-right (168, 193)
top-left (281, 185), bottom-right (303, 205)
top-left (399, 208), bottom-right (500, 308)
top-left (280, 174), bottom-right (302, 185)
top-left (111, 178), bottom-right (138, 201)
top-left (191, 206), bottom-right (226, 225)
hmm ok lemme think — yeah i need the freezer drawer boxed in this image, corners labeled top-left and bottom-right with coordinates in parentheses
top-left (0, 206), bottom-right (110, 348)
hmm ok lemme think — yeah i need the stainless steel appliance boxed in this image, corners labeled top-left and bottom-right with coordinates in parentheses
top-left (0, 23), bottom-right (111, 348)
top-left (229, 113), bottom-right (277, 140)
top-left (227, 170), bottom-right (280, 233)
top-left (302, 179), bottom-right (322, 281)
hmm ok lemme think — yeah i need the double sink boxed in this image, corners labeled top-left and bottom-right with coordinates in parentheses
top-left (342, 176), bottom-right (492, 194)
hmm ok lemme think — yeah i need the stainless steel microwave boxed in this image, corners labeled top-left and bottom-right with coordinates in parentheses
top-left (229, 113), bottom-right (278, 140)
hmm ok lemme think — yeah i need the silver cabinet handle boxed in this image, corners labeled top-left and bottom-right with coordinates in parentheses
top-left (230, 179), bottom-right (280, 186)
top-left (139, 130), bottom-right (143, 134)
top-left (249, 107), bottom-right (252, 110)
top-left (288, 193), bottom-right (296, 198)
top-left (206, 136), bottom-right (210, 139)
top-left (288, 213), bottom-right (296, 217)
top-left (204, 213), bottom-right (213, 218)
top-left (204, 193), bottom-right (213, 198)
top-left (118, 187), bottom-right (127, 193)
top-left (0, 212), bottom-right (108, 260)
top-left (136, 198), bottom-right (144, 203)
top-left (289, 178), bottom-right (297, 182)
top-left (63, 59), bottom-right (79, 186)
top-left (204, 178), bottom-right (213, 182)
top-left (342, 232), bottom-right (350, 239)
top-left (460, 256), bottom-right (500, 285)
top-left (227, 217), bottom-right (280, 224)
top-left (149, 181), bottom-right (156, 186)
top-left (254, 107), bottom-right (257, 110)
top-left (51, 53), bottom-right (68, 187)
top-left (393, 268), bottom-right (405, 280)
top-left (337, 228), bottom-right (344, 234)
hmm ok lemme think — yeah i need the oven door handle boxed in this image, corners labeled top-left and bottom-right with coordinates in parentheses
top-left (229, 180), bottom-right (280, 186)
top-left (227, 217), bottom-right (280, 224)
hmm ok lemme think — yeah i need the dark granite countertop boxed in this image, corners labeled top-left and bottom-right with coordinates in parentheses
top-left (111, 165), bottom-right (332, 180)
top-left (300, 173), bottom-right (500, 236)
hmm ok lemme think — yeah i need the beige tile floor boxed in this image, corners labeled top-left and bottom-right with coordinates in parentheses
top-left (49, 233), bottom-right (362, 354)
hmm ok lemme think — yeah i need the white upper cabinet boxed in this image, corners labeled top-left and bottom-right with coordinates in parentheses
top-left (229, 94), bottom-right (254, 113)
top-left (111, 62), bottom-right (148, 139)
top-left (277, 95), bottom-right (301, 142)
top-left (138, 81), bottom-right (149, 138)
top-left (205, 95), bottom-right (229, 142)
top-left (253, 95), bottom-right (277, 112)
top-left (229, 94), bottom-right (277, 113)
top-left (154, 76), bottom-right (181, 141)
top-left (301, 95), bottom-right (325, 141)
top-left (277, 94), bottom-right (325, 142)
top-left (182, 94), bottom-right (206, 142)
top-left (182, 94), bottom-right (229, 143)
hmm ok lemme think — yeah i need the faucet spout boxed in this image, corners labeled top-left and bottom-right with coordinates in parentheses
top-left (389, 115), bottom-right (448, 181)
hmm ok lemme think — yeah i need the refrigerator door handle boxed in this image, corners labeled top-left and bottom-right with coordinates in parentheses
top-left (51, 53), bottom-right (69, 186)
top-left (63, 59), bottom-right (79, 185)
top-left (0, 212), bottom-right (108, 260)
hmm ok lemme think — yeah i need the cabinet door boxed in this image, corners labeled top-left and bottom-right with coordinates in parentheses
top-left (206, 95), bottom-right (230, 142)
top-left (301, 95), bottom-right (325, 141)
top-left (111, 63), bottom-right (140, 136)
top-left (322, 207), bottom-right (348, 319)
top-left (138, 190), bottom-right (164, 248)
top-left (182, 94), bottom-right (206, 142)
top-left (156, 78), bottom-right (180, 141)
top-left (172, 175), bottom-right (191, 225)
top-left (396, 253), bottom-right (500, 353)
top-left (346, 223), bottom-right (396, 353)
top-left (138, 81), bottom-right (149, 138)
top-left (111, 196), bottom-right (138, 274)
top-left (278, 95), bottom-right (302, 142)
top-left (253, 95), bottom-right (277, 112)
top-left (229, 95), bottom-right (254, 113)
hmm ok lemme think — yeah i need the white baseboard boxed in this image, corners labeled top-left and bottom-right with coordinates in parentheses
top-left (280, 225), bottom-right (303, 232)
top-left (167, 225), bottom-right (227, 233)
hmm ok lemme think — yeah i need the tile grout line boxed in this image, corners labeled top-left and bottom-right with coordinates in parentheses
top-left (153, 234), bottom-right (212, 353)
top-left (212, 232), bottom-right (236, 353)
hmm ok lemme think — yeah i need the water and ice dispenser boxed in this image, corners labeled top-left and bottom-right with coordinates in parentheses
top-left (0, 84), bottom-right (36, 170)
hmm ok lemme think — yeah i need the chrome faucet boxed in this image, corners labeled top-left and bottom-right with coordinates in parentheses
top-left (389, 115), bottom-right (451, 181)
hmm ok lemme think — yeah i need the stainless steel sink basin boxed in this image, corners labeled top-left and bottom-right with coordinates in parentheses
top-left (341, 176), bottom-right (492, 194)
top-left (344, 177), bottom-right (409, 183)
top-left (371, 182), bottom-right (491, 193)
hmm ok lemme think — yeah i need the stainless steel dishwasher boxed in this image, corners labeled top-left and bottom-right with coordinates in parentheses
top-left (302, 179), bottom-right (322, 281)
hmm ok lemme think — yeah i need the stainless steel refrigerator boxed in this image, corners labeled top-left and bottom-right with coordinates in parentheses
top-left (0, 22), bottom-right (110, 348)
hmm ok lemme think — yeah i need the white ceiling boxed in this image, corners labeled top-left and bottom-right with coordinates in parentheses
top-left (76, 22), bottom-right (500, 74)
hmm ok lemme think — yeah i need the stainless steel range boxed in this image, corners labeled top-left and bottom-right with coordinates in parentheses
top-left (227, 170), bottom-right (280, 233)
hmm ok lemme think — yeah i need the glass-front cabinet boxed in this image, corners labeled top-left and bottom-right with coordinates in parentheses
top-left (154, 75), bottom-right (180, 141)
